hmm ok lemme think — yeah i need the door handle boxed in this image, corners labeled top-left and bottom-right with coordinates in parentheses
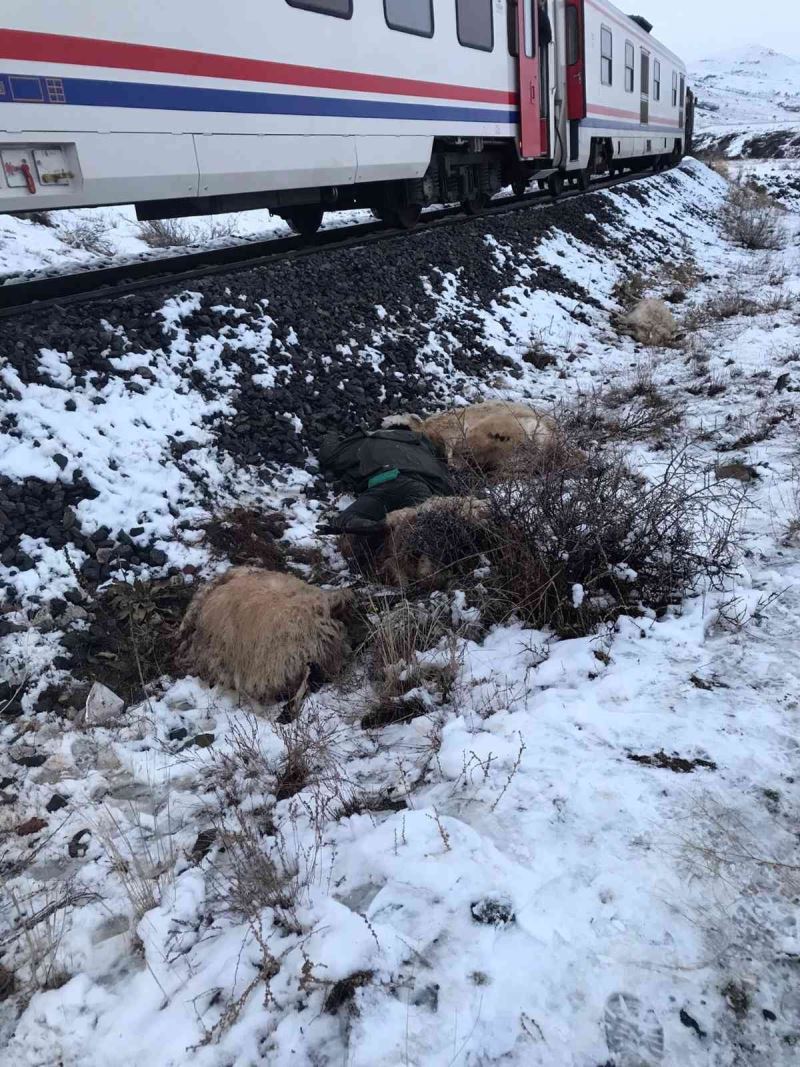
top-left (530, 84), bottom-right (536, 103)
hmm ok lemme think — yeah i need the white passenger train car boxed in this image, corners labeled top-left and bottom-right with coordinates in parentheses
top-left (0, 2), bottom-right (689, 230)
top-left (577, 2), bottom-right (688, 175)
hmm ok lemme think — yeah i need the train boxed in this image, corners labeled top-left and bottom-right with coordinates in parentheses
top-left (0, 2), bottom-right (693, 233)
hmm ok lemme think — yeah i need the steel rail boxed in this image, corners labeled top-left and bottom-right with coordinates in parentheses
top-left (0, 168), bottom-right (664, 319)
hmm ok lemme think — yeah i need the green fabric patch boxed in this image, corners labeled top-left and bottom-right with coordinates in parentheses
top-left (368, 468), bottom-right (400, 489)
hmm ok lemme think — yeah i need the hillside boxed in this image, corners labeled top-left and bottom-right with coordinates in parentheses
top-left (1, 163), bottom-right (800, 1066)
top-left (691, 45), bottom-right (800, 158)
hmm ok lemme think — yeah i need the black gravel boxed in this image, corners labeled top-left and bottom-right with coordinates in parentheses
top-left (0, 182), bottom-right (687, 605)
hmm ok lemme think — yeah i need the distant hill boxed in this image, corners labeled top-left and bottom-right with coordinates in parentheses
top-left (689, 46), bottom-right (800, 157)
top-left (691, 45), bottom-right (800, 127)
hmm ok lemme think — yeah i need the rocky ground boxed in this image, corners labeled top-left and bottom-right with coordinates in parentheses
top-left (1, 159), bottom-right (800, 1066)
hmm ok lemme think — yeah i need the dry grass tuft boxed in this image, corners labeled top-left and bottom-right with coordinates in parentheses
top-left (365, 594), bottom-right (461, 701)
top-left (59, 217), bottom-right (114, 257)
top-left (137, 217), bottom-right (196, 248)
top-left (721, 181), bottom-right (788, 251)
top-left (558, 383), bottom-right (682, 445)
top-left (95, 803), bottom-right (177, 924)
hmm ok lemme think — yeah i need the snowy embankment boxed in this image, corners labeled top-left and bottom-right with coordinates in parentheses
top-left (1, 160), bottom-right (800, 1066)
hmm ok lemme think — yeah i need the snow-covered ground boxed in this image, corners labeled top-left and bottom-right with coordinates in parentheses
top-left (727, 158), bottom-right (800, 209)
top-left (691, 45), bottom-right (800, 133)
top-left (0, 204), bottom-right (376, 282)
top-left (2, 160), bottom-right (800, 1066)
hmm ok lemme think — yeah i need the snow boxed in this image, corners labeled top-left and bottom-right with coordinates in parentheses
top-left (2, 158), bottom-right (800, 1065)
top-left (691, 45), bottom-right (800, 134)
top-left (0, 204), bottom-right (376, 284)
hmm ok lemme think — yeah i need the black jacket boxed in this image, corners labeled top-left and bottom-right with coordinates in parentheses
top-left (319, 428), bottom-right (453, 496)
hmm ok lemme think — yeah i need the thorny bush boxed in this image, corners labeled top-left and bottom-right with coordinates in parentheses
top-left (721, 180), bottom-right (788, 251)
top-left (482, 443), bottom-right (746, 636)
top-left (401, 499), bottom-right (491, 580)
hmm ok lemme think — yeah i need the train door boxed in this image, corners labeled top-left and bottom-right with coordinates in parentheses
top-left (517, 0), bottom-right (544, 158)
top-left (565, 0), bottom-right (587, 119)
top-left (640, 49), bottom-right (650, 125)
top-left (565, 0), bottom-right (587, 160)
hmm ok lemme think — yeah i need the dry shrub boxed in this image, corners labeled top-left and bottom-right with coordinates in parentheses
top-left (59, 217), bottom-right (114, 257)
top-left (95, 803), bottom-right (177, 924)
top-left (204, 508), bottom-right (288, 569)
top-left (613, 256), bottom-right (698, 311)
top-left (80, 577), bottom-right (195, 703)
top-left (520, 342), bottom-right (557, 370)
top-left (206, 709), bottom-right (348, 925)
top-left (481, 443), bottom-right (744, 636)
top-left (137, 217), bottom-right (196, 248)
top-left (612, 271), bottom-right (648, 309)
top-left (389, 498), bottom-right (492, 589)
top-left (705, 288), bottom-right (763, 321)
top-left (17, 209), bottom-right (55, 227)
top-left (212, 806), bottom-right (296, 923)
top-left (665, 254), bottom-right (699, 291)
top-left (677, 792), bottom-right (800, 899)
top-left (2, 883), bottom-right (97, 996)
top-left (684, 286), bottom-right (792, 332)
top-left (365, 594), bottom-right (461, 701)
top-left (783, 473), bottom-right (800, 547)
top-left (211, 703), bottom-right (344, 808)
top-left (721, 181), bottom-right (788, 250)
top-left (558, 384), bottom-right (681, 445)
top-left (199, 217), bottom-right (240, 242)
top-left (708, 158), bottom-right (731, 180)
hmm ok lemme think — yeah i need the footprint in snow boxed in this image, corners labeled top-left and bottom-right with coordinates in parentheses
top-left (604, 992), bottom-right (665, 1067)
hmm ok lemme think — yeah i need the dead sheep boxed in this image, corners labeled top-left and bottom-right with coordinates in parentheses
top-left (343, 496), bottom-right (491, 588)
top-left (618, 298), bottom-right (678, 346)
top-left (382, 400), bottom-right (559, 471)
top-left (178, 567), bottom-right (353, 703)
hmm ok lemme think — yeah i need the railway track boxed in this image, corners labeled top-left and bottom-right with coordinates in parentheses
top-left (0, 167), bottom-right (664, 319)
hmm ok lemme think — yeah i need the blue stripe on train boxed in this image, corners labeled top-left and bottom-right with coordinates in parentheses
top-left (0, 72), bottom-right (518, 125)
top-left (581, 116), bottom-right (682, 136)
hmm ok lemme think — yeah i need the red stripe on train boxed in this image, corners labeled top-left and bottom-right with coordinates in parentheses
top-left (0, 28), bottom-right (518, 106)
top-left (588, 102), bottom-right (679, 124)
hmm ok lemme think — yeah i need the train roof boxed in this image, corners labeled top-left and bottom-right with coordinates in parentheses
top-left (591, 0), bottom-right (687, 71)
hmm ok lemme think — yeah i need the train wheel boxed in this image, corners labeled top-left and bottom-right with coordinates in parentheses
top-left (577, 169), bottom-right (591, 192)
top-left (512, 180), bottom-right (528, 198)
top-left (537, 179), bottom-right (548, 191)
top-left (285, 205), bottom-right (324, 237)
top-left (393, 204), bottom-right (422, 229)
top-left (547, 173), bottom-right (564, 199)
top-left (461, 195), bottom-right (486, 215)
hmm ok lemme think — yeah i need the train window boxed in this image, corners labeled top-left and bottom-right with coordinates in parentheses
top-left (600, 27), bottom-right (613, 86)
top-left (624, 42), bottom-right (634, 92)
top-left (672, 70), bottom-right (678, 106)
top-left (566, 5), bottom-right (579, 66)
top-left (385, 0), bottom-right (434, 36)
top-left (653, 59), bottom-right (661, 100)
top-left (456, 0), bottom-right (494, 51)
top-left (523, 0), bottom-right (534, 57)
top-left (507, 0), bottom-right (518, 56)
top-left (679, 73), bottom-right (685, 106)
top-left (286, 0), bottom-right (352, 18)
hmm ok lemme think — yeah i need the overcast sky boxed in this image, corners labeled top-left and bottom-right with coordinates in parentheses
top-left (632, 0), bottom-right (800, 62)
